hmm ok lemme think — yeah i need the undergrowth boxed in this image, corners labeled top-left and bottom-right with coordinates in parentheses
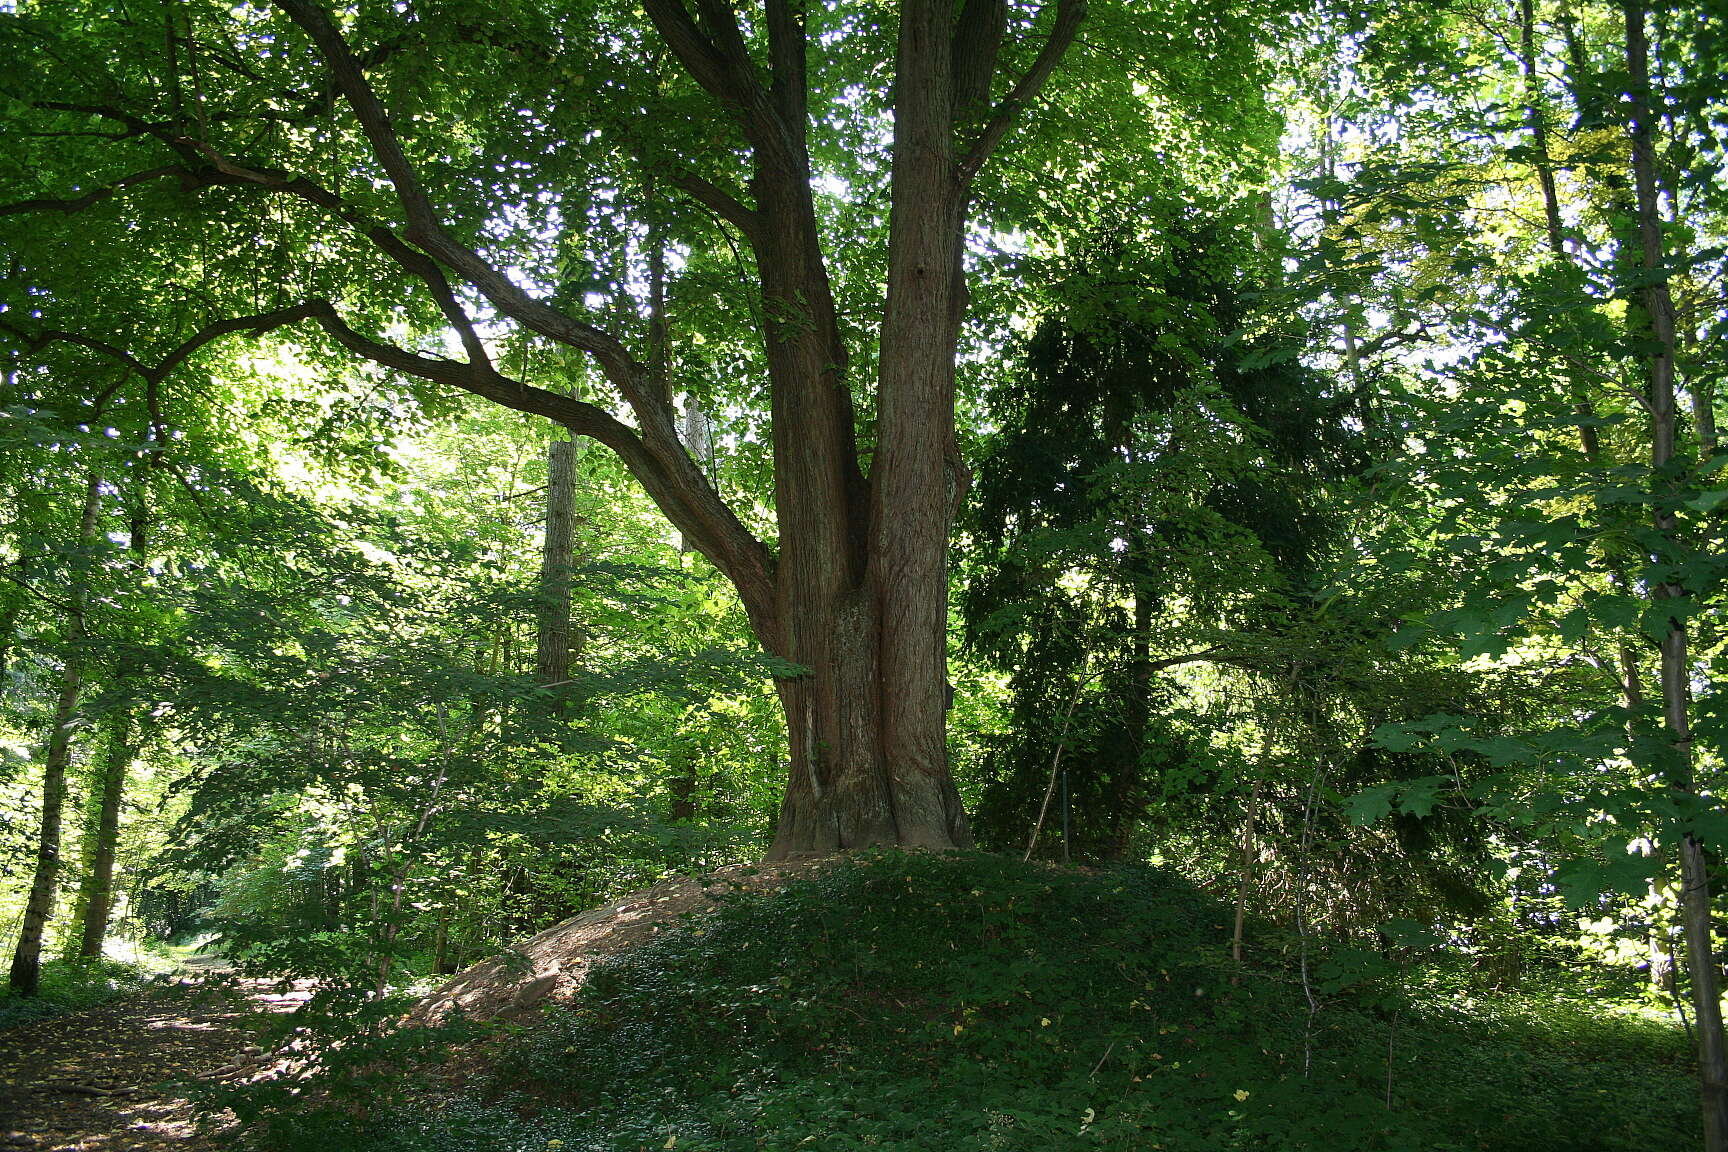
top-left (225, 850), bottom-right (1697, 1151)
top-left (0, 955), bottom-right (167, 1029)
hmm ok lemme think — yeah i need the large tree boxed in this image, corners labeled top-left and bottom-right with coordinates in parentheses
top-left (0, 0), bottom-right (1277, 856)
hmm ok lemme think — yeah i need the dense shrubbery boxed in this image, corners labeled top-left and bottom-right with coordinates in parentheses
top-left (229, 851), bottom-right (1695, 1151)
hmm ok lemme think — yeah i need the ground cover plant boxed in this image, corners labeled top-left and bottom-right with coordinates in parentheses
top-left (220, 852), bottom-right (1696, 1152)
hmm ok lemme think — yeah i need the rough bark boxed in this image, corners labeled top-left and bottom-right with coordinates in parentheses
top-left (8, 473), bottom-right (101, 997)
top-left (1624, 4), bottom-right (1728, 1145)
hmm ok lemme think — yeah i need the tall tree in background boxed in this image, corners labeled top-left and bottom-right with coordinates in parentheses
top-left (1298, 0), bottom-right (1728, 1139)
top-left (965, 217), bottom-right (1365, 860)
top-left (7, 473), bottom-right (101, 995)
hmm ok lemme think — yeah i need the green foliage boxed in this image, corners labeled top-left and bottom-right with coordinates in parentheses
top-left (231, 852), bottom-right (1695, 1151)
top-left (963, 213), bottom-right (1370, 863)
top-left (0, 955), bottom-right (164, 1029)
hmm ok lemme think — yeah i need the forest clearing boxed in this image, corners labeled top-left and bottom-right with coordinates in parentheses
top-left (0, 0), bottom-right (1724, 1148)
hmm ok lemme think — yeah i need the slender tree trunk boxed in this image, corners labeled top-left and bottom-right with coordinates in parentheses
top-left (0, 555), bottom-right (26, 680)
top-left (1518, 0), bottom-right (1652, 746)
top-left (1319, 121), bottom-right (1367, 397)
top-left (8, 473), bottom-right (102, 996)
top-left (1232, 777), bottom-right (1264, 964)
top-left (70, 489), bottom-right (151, 960)
top-left (1625, 5), bottom-right (1728, 1145)
top-left (71, 712), bottom-right (137, 959)
top-left (668, 721), bottom-right (700, 823)
top-left (535, 439), bottom-right (581, 691)
top-left (676, 397), bottom-right (714, 556)
top-left (1101, 583), bottom-right (1155, 862)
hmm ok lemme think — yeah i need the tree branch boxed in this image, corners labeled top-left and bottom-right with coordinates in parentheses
top-left (667, 171), bottom-right (760, 242)
top-left (8, 300), bottom-right (778, 639)
top-left (0, 166), bottom-right (186, 218)
top-left (952, 0), bottom-right (1008, 114)
top-left (641, 0), bottom-right (794, 170)
top-left (271, 0), bottom-right (663, 418)
top-left (957, 0), bottom-right (1087, 184)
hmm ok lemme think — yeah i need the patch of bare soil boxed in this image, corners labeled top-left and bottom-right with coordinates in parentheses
top-left (412, 858), bottom-right (827, 1025)
top-left (0, 978), bottom-right (304, 1151)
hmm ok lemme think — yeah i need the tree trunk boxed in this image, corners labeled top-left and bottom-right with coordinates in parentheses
top-left (8, 472), bottom-right (102, 997)
top-left (71, 712), bottom-right (137, 960)
top-left (0, 555), bottom-right (26, 680)
top-left (1232, 778), bottom-right (1264, 963)
top-left (739, 7), bottom-right (981, 857)
top-left (535, 439), bottom-right (581, 691)
top-left (1624, 4), bottom-right (1728, 1145)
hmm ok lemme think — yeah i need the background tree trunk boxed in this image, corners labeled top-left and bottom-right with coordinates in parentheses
top-left (1624, 4), bottom-right (1728, 1145)
top-left (71, 712), bottom-right (137, 959)
top-left (8, 472), bottom-right (101, 996)
top-left (535, 439), bottom-right (581, 693)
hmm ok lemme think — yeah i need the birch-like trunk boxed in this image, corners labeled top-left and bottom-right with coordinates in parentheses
top-left (7, 473), bottom-right (102, 996)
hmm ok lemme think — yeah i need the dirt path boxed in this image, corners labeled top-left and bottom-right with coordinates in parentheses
top-left (0, 977), bottom-right (299, 1151)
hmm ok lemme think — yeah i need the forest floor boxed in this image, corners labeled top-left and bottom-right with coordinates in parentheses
top-left (0, 964), bottom-right (302, 1152)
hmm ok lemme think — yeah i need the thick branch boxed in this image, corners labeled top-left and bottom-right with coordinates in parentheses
top-left (957, 0), bottom-right (1087, 184)
top-left (271, 0), bottom-right (655, 414)
top-left (2, 304), bottom-right (323, 386)
top-left (0, 166), bottom-right (185, 218)
top-left (641, 0), bottom-right (795, 171)
top-left (305, 306), bottom-right (778, 637)
top-left (668, 171), bottom-right (760, 241)
top-left (10, 300), bottom-right (777, 633)
top-left (952, 0), bottom-right (1008, 113)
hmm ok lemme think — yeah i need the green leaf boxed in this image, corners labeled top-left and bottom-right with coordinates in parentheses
top-left (1686, 490), bottom-right (1728, 513)
top-left (1345, 785), bottom-right (1398, 826)
top-left (1397, 777), bottom-right (1444, 819)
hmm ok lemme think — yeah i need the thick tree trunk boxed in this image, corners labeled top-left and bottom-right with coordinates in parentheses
top-left (764, 0), bottom-right (977, 859)
top-left (8, 473), bottom-right (101, 996)
top-left (72, 711), bottom-right (136, 959)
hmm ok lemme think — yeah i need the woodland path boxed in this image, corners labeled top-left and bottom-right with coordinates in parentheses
top-left (0, 969), bottom-right (301, 1151)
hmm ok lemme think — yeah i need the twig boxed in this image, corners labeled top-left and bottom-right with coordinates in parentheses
top-left (46, 1082), bottom-right (140, 1097)
top-left (1294, 757), bottom-right (1327, 1079)
top-left (1023, 656), bottom-right (1101, 863)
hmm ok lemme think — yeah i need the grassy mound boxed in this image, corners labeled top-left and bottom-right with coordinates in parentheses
top-left (243, 850), bottom-right (1696, 1151)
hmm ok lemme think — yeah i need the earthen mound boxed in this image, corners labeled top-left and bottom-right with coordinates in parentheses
top-left (409, 858), bottom-right (824, 1025)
